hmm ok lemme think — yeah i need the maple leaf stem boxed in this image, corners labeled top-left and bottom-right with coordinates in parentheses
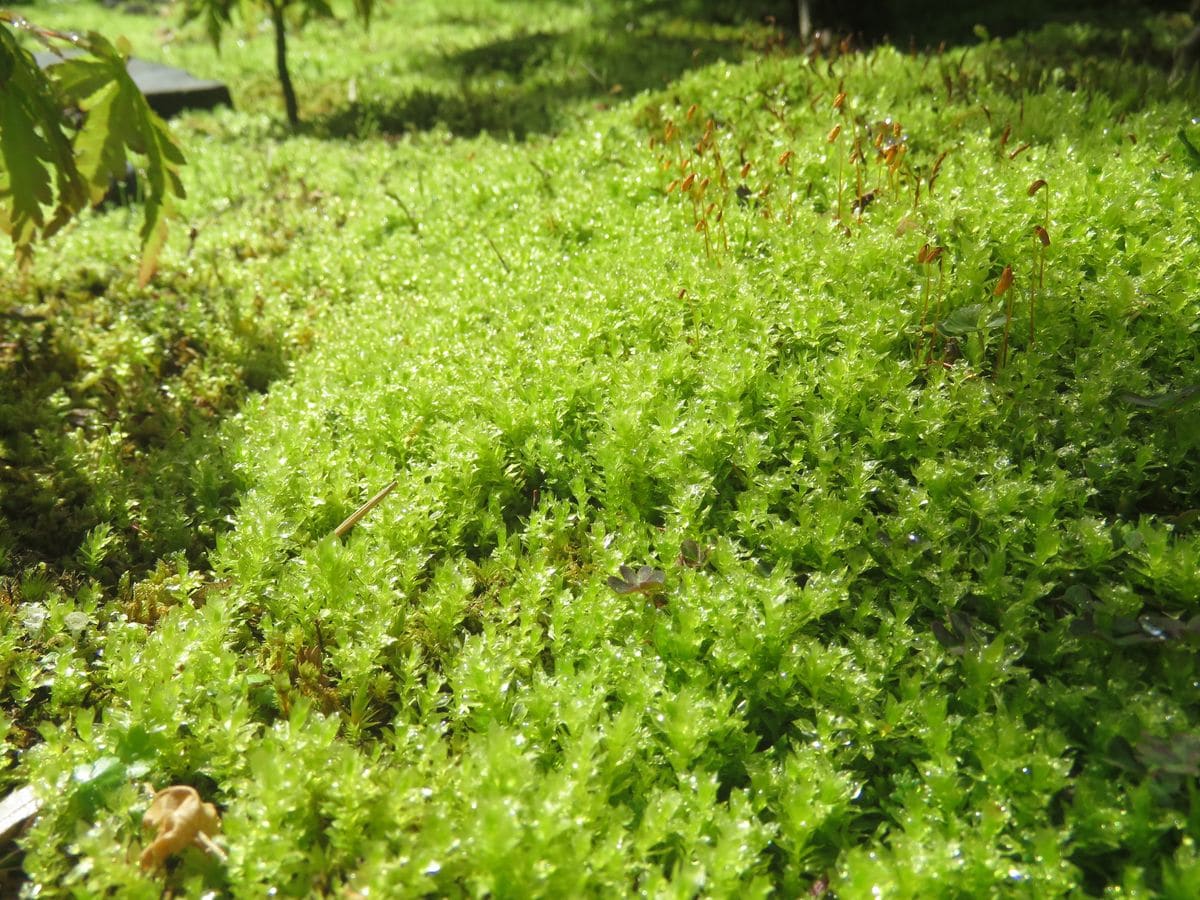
top-left (193, 830), bottom-right (228, 862)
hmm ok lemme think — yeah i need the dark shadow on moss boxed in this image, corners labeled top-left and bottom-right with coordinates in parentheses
top-left (304, 0), bottom-right (1195, 142)
top-left (631, 0), bottom-right (1189, 47)
top-left (306, 15), bottom-right (758, 140)
top-left (0, 272), bottom-right (288, 583)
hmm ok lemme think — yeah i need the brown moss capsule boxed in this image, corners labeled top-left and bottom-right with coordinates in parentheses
top-left (827, 124), bottom-right (842, 142)
top-left (1027, 179), bottom-right (1047, 196)
top-left (1034, 225), bottom-right (1050, 246)
top-left (994, 265), bottom-right (1014, 297)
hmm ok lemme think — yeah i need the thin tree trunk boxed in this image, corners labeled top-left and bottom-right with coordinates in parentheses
top-left (1175, 1), bottom-right (1200, 82)
top-left (269, 0), bottom-right (299, 128)
top-left (798, 0), bottom-right (811, 43)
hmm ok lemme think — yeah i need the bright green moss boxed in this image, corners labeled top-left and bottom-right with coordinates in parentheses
top-left (2, 0), bottom-right (1200, 896)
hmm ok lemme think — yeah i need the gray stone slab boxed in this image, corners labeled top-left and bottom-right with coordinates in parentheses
top-left (35, 50), bottom-right (232, 119)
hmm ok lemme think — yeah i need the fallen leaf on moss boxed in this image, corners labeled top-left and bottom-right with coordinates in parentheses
top-left (140, 785), bottom-right (225, 871)
top-left (0, 784), bottom-right (41, 843)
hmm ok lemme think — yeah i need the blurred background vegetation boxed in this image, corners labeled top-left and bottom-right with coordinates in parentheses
top-left (646, 0), bottom-right (1192, 48)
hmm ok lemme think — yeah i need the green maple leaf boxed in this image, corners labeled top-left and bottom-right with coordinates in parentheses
top-left (1, 21), bottom-right (185, 282)
top-left (0, 97), bottom-right (51, 243)
top-left (54, 31), bottom-right (186, 285)
top-left (0, 23), bottom-right (89, 267)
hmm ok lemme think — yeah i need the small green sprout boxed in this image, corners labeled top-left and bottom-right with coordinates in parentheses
top-left (77, 523), bottom-right (116, 575)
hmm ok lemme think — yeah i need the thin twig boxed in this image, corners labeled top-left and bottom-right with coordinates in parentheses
top-left (333, 480), bottom-right (398, 539)
top-left (484, 235), bottom-right (511, 274)
top-left (528, 159), bottom-right (555, 194)
top-left (580, 60), bottom-right (606, 86)
top-left (383, 190), bottom-right (421, 236)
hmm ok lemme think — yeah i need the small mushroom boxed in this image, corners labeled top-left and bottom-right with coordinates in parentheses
top-left (140, 785), bottom-right (225, 871)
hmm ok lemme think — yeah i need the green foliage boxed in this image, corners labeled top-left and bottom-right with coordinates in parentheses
top-left (182, 0), bottom-right (375, 126)
top-left (0, 21), bottom-right (88, 269)
top-left (0, 15), bottom-right (185, 284)
top-left (3, 1), bottom-right (1200, 896)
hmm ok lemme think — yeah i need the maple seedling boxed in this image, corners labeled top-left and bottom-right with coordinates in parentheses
top-left (0, 15), bottom-right (185, 285)
top-left (140, 785), bottom-right (225, 871)
top-left (607, 565), bottom-right (667, 607)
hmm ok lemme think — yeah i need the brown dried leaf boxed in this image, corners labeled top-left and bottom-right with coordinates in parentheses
top-left (139, 785), bottom-right (224, 871)
top-left (0, 785), bottom-right (41, 843)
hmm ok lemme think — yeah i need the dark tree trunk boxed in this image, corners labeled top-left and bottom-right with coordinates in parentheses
top-left (1175, 0), bottom-right (1200, 80)
top-left (269, 0), bottom-right (299, 128)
